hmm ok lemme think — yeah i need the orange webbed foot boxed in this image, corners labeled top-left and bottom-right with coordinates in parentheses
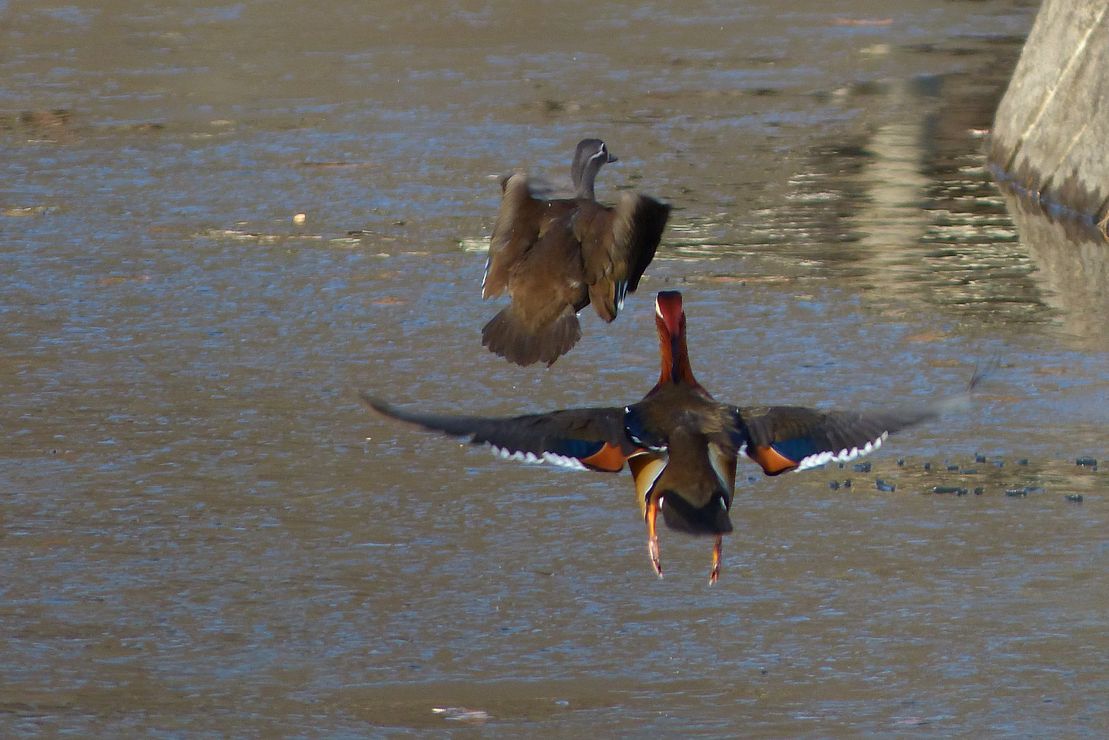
top-left (709, 535), bottom-right (723, 585)
top-left (645, 496), bottom-right (663, 578)
top-left (648, 535), bottom-right (663, 578)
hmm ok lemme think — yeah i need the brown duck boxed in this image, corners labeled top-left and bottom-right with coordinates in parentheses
top-left (362, 291), bottom-right (989, 583)
top-left (481, 138), bottom-right (671, 366)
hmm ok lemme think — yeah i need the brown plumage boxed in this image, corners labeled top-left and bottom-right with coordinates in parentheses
top-left (363, 291), bottom-right (992, 583)
top-left (481, 138), bottom-right (671, 366)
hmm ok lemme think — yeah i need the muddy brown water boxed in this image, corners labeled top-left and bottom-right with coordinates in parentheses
top-left (2, 0), bottom-right (1106, 735)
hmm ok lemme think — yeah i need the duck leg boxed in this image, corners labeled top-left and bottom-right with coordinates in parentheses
top-left (709, 534), bottom-right (722, 585)
top-left (646, 496), bottom-right (663, 578)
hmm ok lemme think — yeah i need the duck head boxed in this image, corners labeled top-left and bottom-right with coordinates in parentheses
top-left (570, 138), bottom-right (617, 200)
top-left (654, 291), bottom-right (698, 386)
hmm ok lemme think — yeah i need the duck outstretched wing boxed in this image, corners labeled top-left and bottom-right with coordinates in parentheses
top-left (362, 393), bottom-right (637, 472)
top-left (732, 404), bottom-right (938, 475)
top-left (732, 364), bottom-right (992, 475)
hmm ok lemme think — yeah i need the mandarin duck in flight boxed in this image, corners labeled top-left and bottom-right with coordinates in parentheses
top-left (362, 291), bottom-right (989, 583)
top-left (480, 138), bottom-right (671, 366)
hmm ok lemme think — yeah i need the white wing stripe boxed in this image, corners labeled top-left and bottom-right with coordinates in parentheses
top-left (542, 452), bottom-right (588, 470)
top-left (491, 445), bottom-right (587, 471)
top-left (792, 432), bottom-right (887, 472)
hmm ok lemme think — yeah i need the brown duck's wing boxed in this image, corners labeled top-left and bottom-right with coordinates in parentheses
top-left (732, 404), bottom-right (942, 476)
top-left (574, 193), bottom-right (670, 322)
top-left (361, 393), bottom-right (637, 472)
top-left (484, 172), bottom-right (543, 299)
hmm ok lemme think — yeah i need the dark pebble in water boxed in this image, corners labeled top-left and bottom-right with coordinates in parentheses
top-left (975, 454), bottom-right (987, 463)
top-left (1076, 457), bottom-right (1098, 468)
top-left (1065, 494), bottom-right (1084, 503)
top-left (974, 487), bottom-right (985, 495)
top-left (875, 479), bottom-right (895, 492)
top-left (962, 469), bottom-right (978, 474)
top-left (897, 457), bottom-right (905, 466)
top-left (923, 462), bottom-right (931, 471)
top-left (853, 462), bottom-right (871, 473)
top-left (1017, 458), bottom-right (1029, 465)
top-left (1005, 489), bottom-right (1028, 497)
top-left (838, 462), bottom-right (845, 469)
top-left (993, 461), bottom-right (1004, 468)
top-left (932, 485), bottom-right (968, 495)
top-left (843, 479), bottom-right (852, 488)
top-left (828, 481), bottom-right (840, 490)
top-left (946, 464), bottom-right (960, 472)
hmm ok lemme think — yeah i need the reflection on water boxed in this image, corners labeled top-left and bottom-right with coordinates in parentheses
top-left (2, 0), bottom-right (1106, 736)
top-left (686, 41), bottom-right (1064, 333)
top-left (1005, 195), bottom-right (1109, 350)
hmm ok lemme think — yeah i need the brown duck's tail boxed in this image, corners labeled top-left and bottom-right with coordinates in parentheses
top-left (481, 305), bottom-right (581, 367)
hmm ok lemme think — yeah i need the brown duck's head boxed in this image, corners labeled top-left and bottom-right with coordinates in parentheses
top-left (571, 138), bottom-right (617, 199)
top-left (658, 490), bottom-right (733, 536)
top-left (654, 291), bottom-right (696, 385)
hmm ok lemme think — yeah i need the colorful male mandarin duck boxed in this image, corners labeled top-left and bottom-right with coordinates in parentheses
top-left (363, 291), bottom-right (987, 583)
top-left (481, 138), bottom-right (671, 367)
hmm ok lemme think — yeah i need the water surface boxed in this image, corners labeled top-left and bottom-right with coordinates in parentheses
top-left (2, 0), bottom-right (1106, 735)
